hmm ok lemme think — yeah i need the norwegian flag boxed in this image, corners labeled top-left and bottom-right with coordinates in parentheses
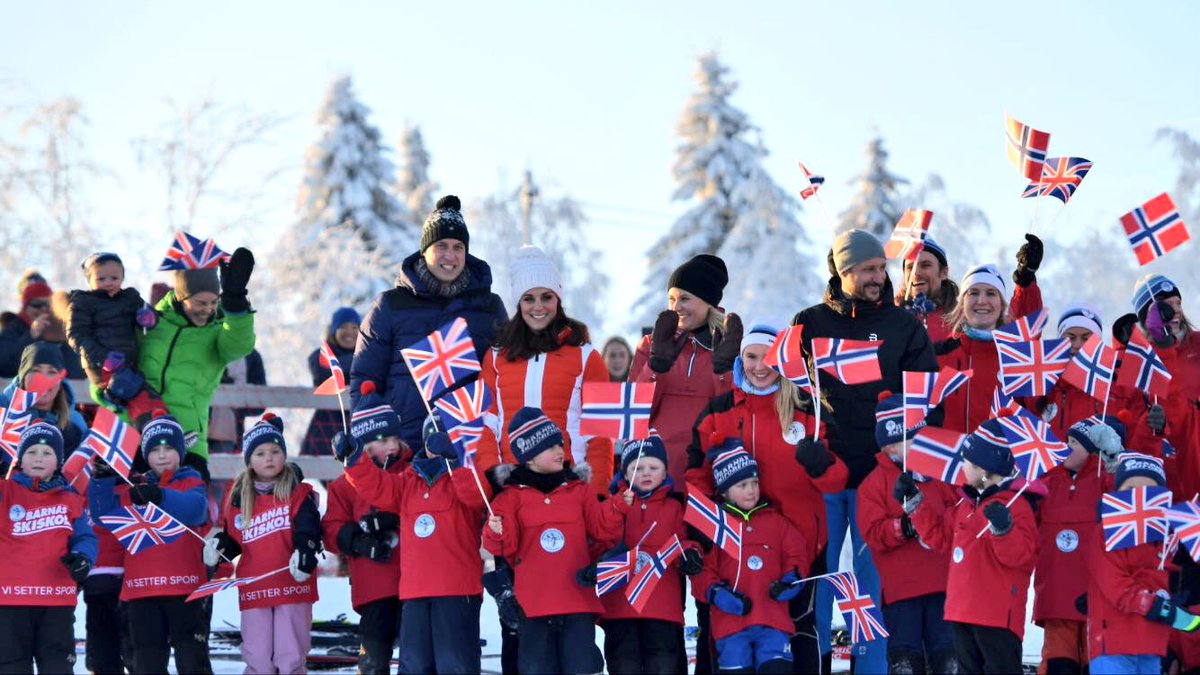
top-left (186, 566), bottom-right (289, 602)
top-left (993, 309), bottom-right (1050, 344)
top-left (1101, 485), bottom-right (1172, 552)
top-left (1060, 334), bottom-right (1118, 402)
top-left (884, 209), bottom-right (933, 262)
top-left (1121, 193), bottom-right (1191, 266)
top-left (798, 162), bottom-right (825, 200)
top-left (685, 487), bottom-right (742, 560)
top-left (82, 408), bottom-right (141, 480)
top-left (580, 382), bottom-right (654, 440)
top-left (400, 318), bottom-right (481, 402)
top-left (0, 388), bottom-right (38, 460)
top-left (1165, 502), bottom-right (1200, 563)
top-left (313, 341), bottom-right (347, 396)
top-left (763, 325), bottom-right (810, 392)
top-left (1117, 329), bottom-right (1173, 399)
top-left (909, 427), bottom-right (968, 485)
top-left (811, 338), bottom-right (882, 385)
top-left (902, 367), bottom-right (972, 427)
top-left (99, 503), bottom-right (187, 555)
top-left (63, 447), bottom-right (93, 488)
top-left (156, 231), bottom-right (230, 271)
top-left (990, 387), bottom-right (1022, 419)
top-left (626, 535), bottom-right (684, 613)
top-left (1021, 157), bottom-right (1092, 203)
top-left (433, 380), bottom-right (492, 427)
top-left (825, 572), bottom-right (889, 643)
top-left (1005, 114), bottom-right (1050, 181)
top-left (996, 411), bottom-right (1070, 482)
top-left (996, 339), bottom-right (1071, 397)
top-left (595, 547), bottom-right (635, 597)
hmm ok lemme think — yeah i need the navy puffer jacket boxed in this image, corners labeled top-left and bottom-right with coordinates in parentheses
top-left (350, 252), bottom-right (507, 452)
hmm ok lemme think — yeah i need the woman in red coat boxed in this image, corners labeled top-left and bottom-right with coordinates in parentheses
top-left (1033, 304), bottom-right (1107, 439)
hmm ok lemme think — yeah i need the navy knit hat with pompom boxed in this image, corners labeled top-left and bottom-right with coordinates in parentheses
top-left (242, 412), bottom-right (285, 464)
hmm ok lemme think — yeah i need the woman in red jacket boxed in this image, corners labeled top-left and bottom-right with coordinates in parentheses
top-left (1033, 304), bottom-right (1107, 440)
top-left (476, 245), bottom-right (613, 494)
top-left (898, 418), bottom-right (1039, 674)
top-left (685, 324), bottom-right (846, 673)
top-left (629, 254), bottom-right (737, 492)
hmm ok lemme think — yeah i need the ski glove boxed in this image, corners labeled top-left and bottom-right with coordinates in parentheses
top-left (794, 439), bottom-right (832, 478)
top-left (907, 292), bottom-right (936, 316)
top-left (483, 567), bottom-right (525, 630)
top-left (899, 515), bottom-right (918, 540)
top-left (91, 456), bottom-right (117, 480)
top-left (1148, 404), bottom-right (1167, 434)
top-left (129, 483), bottom-right (163, 506)
top-left (649, 310), bottom-right (689, 374)
top-left (332, 431), bottom-right (363, 466)
top-left (291, 531), bottom-right (322, 580)
top-left (708, 583), bottom-right (752, 616)
top-left (107, 367), bottom-right (145, 404)
top-left (204, 531), bottom-right (239, 566)
top-left (1147, 594), bottom-right (1200, 632)
top-left (135, 306), bottom-right (157, 330)
top-left (1112, 313), bottom-right (1139, 347)
top-left (769, 572), bottom-right (804, 602)
top-left (424, 431), bottom-right (458, 461)
top-left (353, 534), bottom-right (393, 563)
top-left (575, 563), bottom-right (598, 587)
top-left (679, 548), bottom-right (704, 577)
top-left (893, 472), bottom-right (921, 509)
top-left (983, 501), bottom-right (1013, 536)
top-left (1013, 234), bottom-right (1043, 287)
top-left (1146, 301), bottom-right (1178, 348)
top-left (358, 510), bottom-right (400, 536)
top-left (219, 247), bottom-right (255, 313)
top-left (710, 313), bottom-right (743, 375)
top-left (61, 553), bottom-right (91, 584)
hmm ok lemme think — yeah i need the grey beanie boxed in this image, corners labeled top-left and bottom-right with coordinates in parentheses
top-left (831, 229), bottom-right (885, 275)
top-left (174, 269), bottom-right (221, 299)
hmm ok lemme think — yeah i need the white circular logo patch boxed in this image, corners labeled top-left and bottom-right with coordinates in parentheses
top-left (1164, 282), bottom-right (1175, 292)
top-left (783, 421), bottom-right (806, 445)
top-left (747, 555), bottom-right (763, 571)
top-left (539, 528), bottom-right (565, 553)
top-left (1056, 529), bottom-right (1079, 553)
top-left (635, 551), bottom-right (652, 574)
top-left (952, 546), bottom-right (964, 564)
top-left (233, 514), bottom-right (244, 531)
top-left (414, 514), bottom-right (436, 539)
top-left (8, 505), bottom-right (24, 521)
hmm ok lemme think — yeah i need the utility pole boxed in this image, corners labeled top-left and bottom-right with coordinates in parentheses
top-left (519, 169), bottom-right (538, 245)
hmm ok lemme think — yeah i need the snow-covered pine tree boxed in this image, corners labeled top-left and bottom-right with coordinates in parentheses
top-left (907, 173), bottom-right (992, 274)
top-left (633, 52), bottom-right (821, 328)
top-left (838, 137), bottom-right (908, 238)
top-left (395, 123), bottom-right (437, 218)
top-left (1154, 127), bottom-right (1200, 292)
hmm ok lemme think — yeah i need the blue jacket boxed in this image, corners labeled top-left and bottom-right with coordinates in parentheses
top-left (88, 466), bottom-right (208, 530)
top-left (350, 252), bottom-right (507, 452)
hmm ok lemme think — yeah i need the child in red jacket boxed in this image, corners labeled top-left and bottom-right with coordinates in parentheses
top-left (898, 418), bottom-right (1039, 674)
top-left (694, 439), bottom-right (810, 674)
top-left (857, 392), bottom-right (957, 673)
top-left (483, 407), bottom-right (624, 674)
top-left (588, 435), bottom-right (702, 674)
top-left (321, 383), bottom-right (407, 674)
top-left (89, 412), bottom-right (210, 673)
top-left (1087, 453), bottom-right (1200, 674)
top-left (335, 391), bottom-right (491, 674)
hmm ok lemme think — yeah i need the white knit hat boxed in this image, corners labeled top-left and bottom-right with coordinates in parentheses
top-left (510, 245), bottom-right (563, 307)
top-left (960, 264), bottom-right (1006, 296)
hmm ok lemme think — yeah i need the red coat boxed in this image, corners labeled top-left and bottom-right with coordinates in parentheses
top-left (0, 479), bottom-right (86, 607)
top-left (910, 480), bottom-right (1039, 639)
top-left (220, 482), bottom-right (319, 611)
top-left (1032, 455), bottom-right (1109, 624)
top-left (686, 389), bottom-right (846, 562)
top-left (856, 453), bottom-right (954, 605)
top-left (1086, 541), bottom-right (1170, 659)
top-left (629, 332), bottom-right (731, 491)
top-left (322, 460), bottom-right (405, 609)
top-left (1129, 332), bottom-right (1200, 500)
top-left (91, 525), bottom-right (125, 577)
top-left (598, 484), bottom-right (693, 625)
top-left (344, 457), bottom-right (489, 601)
top-left (112, 472), bottom-right (207, 601)
top-left (482, 473), bottom-right (624, 618)
top-left (692, 504), bottom-right (810, 641)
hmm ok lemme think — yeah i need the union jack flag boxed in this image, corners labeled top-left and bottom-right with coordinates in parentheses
top-left (1121, 193), bottom-right (1191, 266)
top-left (909, 427), bottom-right (968, 485)
top-left (990, 387), bottom-right (1022, 419)
top-left (902, 367), bottom-right (971, 428)
top-left (798, 162), bottom-right (824, 200)
top-left (1021, 156), bottom-right (1092, 203)
top-left (825, 572), bottom-right (889, 643)
top-left (99, 503), bottom-right (187, 555)
top-left (0, 388), bottom-right (38, 460)
top-left (595, 546), bottom-right (635, 597)
top-left (811, 338), bottom-right (882, 385)
top-left (763, 325), bottom-right (810, 392)
top-left (82, 408), bottom-right (140, 480)
top-left (996, 411), bottom-right (1070, 482)
top-left (1061, 334), bottom-right (1118, 402)
top-left (1165, 501), bottom-right (1200, 563)
top-left (626, 535), bottom-right (684, 613)
top-left (884, 209), bottom-right (933, 262)
top-left (400, 318), bottom-right (481, 402)
top-left (436, 414), bottom-right (485, 468)
top-left (313, 341), bottom-right (347, 396)
top-left (996, 339), bottom-right (1071, 397)
top-left (186, 566), bottom-right (289, 602)
top-left (1117, 327), bottom-right (1173, 399)
top-left (1101, 485), bottom-right (1172, 552)
top-left (434, 380), bottom-right (491, 427)
top-left (156, 231), bottom-right (230, 271)
top-left (685, 487), bottom-right (742, 560)
top-left (993, 308), bottom-right (1050, 344)
top-left (580, 382), bottom-right (654, 440)
top-left (1005, 114), bottom-right (1050, 181)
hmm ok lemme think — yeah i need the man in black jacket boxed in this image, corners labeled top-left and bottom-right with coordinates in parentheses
top-left (791, 229), bottom-right (937, 672)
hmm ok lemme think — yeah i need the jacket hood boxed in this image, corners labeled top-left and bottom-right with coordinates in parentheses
top-left (822, 274), bottom-right (897, 318)
top-left (396, 251), bottom-right (495, 298)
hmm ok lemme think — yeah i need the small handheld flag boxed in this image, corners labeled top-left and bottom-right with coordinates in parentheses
top-left (595, 547), bottom-right (635, 597)
top-left (1165, 502), bottom-right (1200, 563)
top-left (400, 318), bottom-right (481, 402)
top-left (1116, 326), bottom-right (1173, 399)
top-left (580, 382), bottom-right (654, 440)
top-left (825, 572), bottom-right (889, 643)
top-left (684, 487), bottom-right (742, 560)
top-left (626, 536), bottom-right (684, 613)
top-left (1101, 486), bottom-right (1172, 552)
top-left (82, 408), bottom-right (141, 480)
top-left (996, 339), bottom-right (1071, 397)
top-left (993, 309), bottom-right (1050, 344)
top-left (1005, 114), bottom-right (1050, 181)
top-left (763, 325), bottom-right (810, 392)
top-left (996, 411), bottom-right (1070, 482)
top-left (186, 566), bottom-right (291, 602)
top-left (1121, 193), bottom-right (1190, 266)
top-left (908, 427), bottom-right (968, 485)
top-left (0, 388), bottom-right (38, 461)
top-left (1021, 157), bottom-right (1092, 203)
top-left (1060, 334), bottom-right (1118, 403)
top-left (99, 503), bottom-right (187, 555)
top-left (313, 341), bottom-right (347, 396)
top-left (157, 232), bottom-right (230, 271)
top-left (811, 338), bottom-right (882, 385)
top-left (798, 163), bottom-right (824, 201)
top-left (884, 209), bottom-right (933, 262)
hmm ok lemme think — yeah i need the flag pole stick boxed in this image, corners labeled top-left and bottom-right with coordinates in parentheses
top-left (812, 368), bottom-right (822, 441)
top-left (733, 522), bottom-right (745, 592)
top-left (789, 570), bottom-right (846, 586)
top-left (419, 392), bottom-right (494, 518)
top-left (634, 521), bottom-right (658, 550)
top-left (815, 195), bottom-right (839, 233)
top-left (334, 389), bottom-right (349, 437)
top-left (1030, 196), bottom-right (1041, 235)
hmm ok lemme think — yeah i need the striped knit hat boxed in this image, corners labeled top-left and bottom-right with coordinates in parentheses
top-left (508, 407), bottom-right (563, 464)
top-left (350, 381), bottom-right (402, 444)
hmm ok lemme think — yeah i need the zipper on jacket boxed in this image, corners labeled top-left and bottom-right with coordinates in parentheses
top-left (157, 325), bottom-right (187, 396)
top-left (686, 345), bottom-right (696, 378)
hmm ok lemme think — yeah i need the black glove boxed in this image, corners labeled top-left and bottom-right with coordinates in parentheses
top-left (680, 548), bottom-right (704, 577)
top-left (61, 552), bottom-right (91, 584)
top-left (129, 483), bottom-right (163, 506)
top-left (106, 367), bottom-right (146, 403)
top-left (1112, 313), bottom-right (1139, 347)
top-left (332, 431), bottom-right (363, 466)
top-left (900, 514), bottom-right (918, 540)
top-left (293, 531), bottom-right (321, 574)
top-left (983, 501), bottom-right (1013, 536)
top-left (1148, 404), bottom-right (1167, 434)
top-left (1013, 234), bottom-right (1043, 288)
top-left (219, 247), bottom-right (255, 313)
top-left (352, 533), bottom-right (392, 563)
top-left (893, 472), bottom-right (920, 504)
top-left (482, 567), bottom-right (525, 630)
top-left (358, 510), bottom-right (400, 535)
top-left (91, 456), bottom-right (117, 480)
top-left (424, 431), bottom-right (458, 461)
top-left (710, 313), bottom-right (743, 375)
top-left (576, 563), bottom-right (598, 587)
top-left (794, 438), bottom-right (832, 478)
top-left (1075, 593), bottom-right (1088, 616)
top-left (649, 310), bottom-right (688, 373)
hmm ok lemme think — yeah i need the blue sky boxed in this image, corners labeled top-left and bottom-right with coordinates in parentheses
top-left (3, 1), bottom-right (1198, 336)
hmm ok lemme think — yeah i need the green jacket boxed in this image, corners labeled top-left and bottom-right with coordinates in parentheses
top-left (136, 292), bottom-right (255, 460)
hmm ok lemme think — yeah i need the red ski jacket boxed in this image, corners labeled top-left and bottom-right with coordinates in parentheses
top-left (1086, 541), bottom-right (1170, 659)
top-left (219, 482), bottom-right (320, 611)
top-left (322, 459), bottom-right (405, 609)
top-left (0, 476), bottom-right (91, 607)
top-left (1032, 455), bottom-right (1109, 624)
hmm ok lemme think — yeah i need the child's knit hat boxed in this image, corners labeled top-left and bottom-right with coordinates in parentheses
top-left (18, 422), bottom-right (64, 468)
top-left (1114, 452), bottom-right (1166, 488)
top-left (140, 411), bottom-right (186, 462)
top-left (508, 407), bottom-right (563, 464)
top-left (709, 438), bottom-right (759, 495)
top-left (242, 412), bottom-right (285, 464)
top-left (350, 382), bottom-right (402, 444)
top-left (619, 434), bottom-right (668, 478)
